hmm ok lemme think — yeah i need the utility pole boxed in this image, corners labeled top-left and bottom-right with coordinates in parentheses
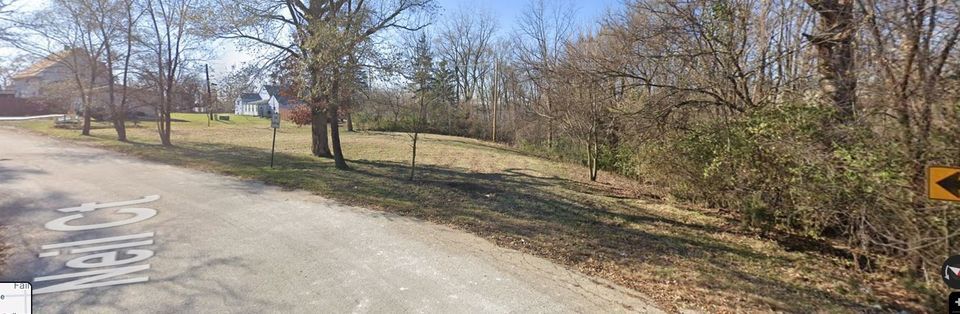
top-left (205, 64), bottom-right (212, 126)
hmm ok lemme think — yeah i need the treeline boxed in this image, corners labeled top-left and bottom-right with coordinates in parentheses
top-left (353, 0), bottom-right (960, 300)
top-left (4, 0), bottom-right (229, 144)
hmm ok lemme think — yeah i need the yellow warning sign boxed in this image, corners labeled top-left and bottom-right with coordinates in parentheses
top-left (929, 166), bottom-right (960, 202)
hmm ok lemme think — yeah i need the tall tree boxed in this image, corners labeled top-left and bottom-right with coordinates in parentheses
top-left (12, 0), bottom-right (112, 136)
top-left (141, 0), bottom-right (204, 146)
top-left (81, 0), bottom-right (140, 141)
top-left (514, 0), bottom-right (575, 147)
top-left (215, 0), bottom-right (435, 168)
top-left (437, 6), bottom-right (496, 107)
top-left (804, 0), bottom-right (857, 122)
top-left (0, 55), bottom-right (28, 88)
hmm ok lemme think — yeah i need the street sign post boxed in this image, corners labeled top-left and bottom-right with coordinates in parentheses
top-left (928, 166), bottom-right (960, 202)
top-left (270, 111), bottom-right (279, 168)
top-left (271, 110), bottom-right (281, 129)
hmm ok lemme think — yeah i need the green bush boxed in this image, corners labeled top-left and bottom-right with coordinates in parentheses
top-left (639, 102), bottom-right (914, 239)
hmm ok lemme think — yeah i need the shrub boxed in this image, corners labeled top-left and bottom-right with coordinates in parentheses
top-left (636, 100), bottom-right (960, 286)
top-left (287, 104), bottom-right (312, 127)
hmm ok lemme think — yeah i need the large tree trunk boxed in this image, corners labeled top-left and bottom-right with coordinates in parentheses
top-left (157, 118), bottom-right (172, 146)
top-left (164, 111), bottom-right (172, 146)
top-left (329, 104), bottom-right (349, 170)
top-left (328, 70), bottom-right (349, 169)
top-left (805, 0), bottom-right (857, 122)
top-left (159, 105), bottom-right (172, 146)
top-left (114, 115), bottom-right (127, 141)
top-left (109, 74), bottom-right (127, 141)
top-left (311, 106), bottom-right (332, 158)
top-left (346, 110), bottom-right (354, 132)
top-left (116, 4), bottom-right (135, 143)
top-left (103, 40), bottom-right (126, 142)
top-left (81, 99), bottom-right (91, 136)
top-left (157, 88), bottom-right (173, 146)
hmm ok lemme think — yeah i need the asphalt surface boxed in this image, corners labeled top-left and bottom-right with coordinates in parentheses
top-left (0, 127), bottom-right (661, 313)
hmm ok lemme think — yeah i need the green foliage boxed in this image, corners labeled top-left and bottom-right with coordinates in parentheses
top-left (410, 32), bottom-right (434, 96)
top-left (596, 143), bottom-right (641, 179)
top-left (639, 102), bottom-right (916, 239)
top-left (515, 138), bottom-right (582, 163)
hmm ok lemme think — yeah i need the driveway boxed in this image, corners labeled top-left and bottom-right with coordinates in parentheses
top-left (0, 127), bottom-right (660, 313)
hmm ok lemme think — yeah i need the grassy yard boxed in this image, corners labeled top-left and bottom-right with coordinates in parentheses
top-left (3, 114), bottom-right (925, 312)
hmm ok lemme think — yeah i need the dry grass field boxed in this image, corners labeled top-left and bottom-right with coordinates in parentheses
top-left (2, 114), bottom-right (926, 312)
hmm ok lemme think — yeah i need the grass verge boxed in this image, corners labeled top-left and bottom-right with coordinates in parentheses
top-left (2, 114), bottom-right (926, 312)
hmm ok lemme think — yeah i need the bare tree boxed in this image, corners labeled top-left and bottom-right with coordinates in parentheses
top-left (856, 0), bottom-right (960, 275)
top-left (80, 0), bottom-right (141, 141)
top-left (0, 0), bottom-right (15, 44)
top-left (514, 0), bottom-right (576, 147)
top-left (215, 0), bottom-right (434, 169)
top-left (12, 0), bottom-right (113, 135)
top-left (557, 36), bottom-right (617, 182)
top-left (141, 0), bottom-right (204, 146)
top-left (436, 5), bottom-right (497, 114)
top-left (0, 55), bottom-right (28, 88)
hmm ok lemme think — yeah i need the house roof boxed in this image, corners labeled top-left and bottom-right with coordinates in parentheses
top-left (262, 85), bottom-right (290, 107)
top-left (248, 99), bottom-right (269, 106)
top-left (12, 48), bottom-right (96, 80)
top-left (263, 85), bottom-right (281, 97)
top-left (237, 93), bottom-right (261, 103)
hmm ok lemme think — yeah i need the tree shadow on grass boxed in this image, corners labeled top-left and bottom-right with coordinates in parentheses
top-left (98, 138), bottom-right (877, 312)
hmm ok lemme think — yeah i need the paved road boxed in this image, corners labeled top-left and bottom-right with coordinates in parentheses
top-left (0, 127), bottom-right (660, 313)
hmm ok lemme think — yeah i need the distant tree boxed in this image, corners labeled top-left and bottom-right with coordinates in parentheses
top-left (12, 0), bottom-right (114, 136)
top-left (514, 0), bottom-right (576, 147)
top-left (436, 5), bottom-right (496, 105)
top-left (0, 55), bottom-right (27, 88)
top-left (0, 0), bottom-right (14, 43)
top-left (214, 0), bottom-right (435, 170)
top-left (215, 63), bottom-right (262, 113)
top-left (432, 59), bottom-right (457, 131)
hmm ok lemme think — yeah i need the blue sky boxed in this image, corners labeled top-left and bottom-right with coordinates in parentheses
top-left (213, 0), bottom-right (621, 75)
top-left (432, 0), bottom-right (619, 34)
top-left (3, 0), bottom-right (623, 77)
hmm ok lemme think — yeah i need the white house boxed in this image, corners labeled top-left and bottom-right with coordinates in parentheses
top-left (234, 92), bottom-right (263, 116)
top-left (234, 85), bottom-right (296, 117)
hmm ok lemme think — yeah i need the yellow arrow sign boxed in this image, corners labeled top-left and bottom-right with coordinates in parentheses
top-left (929, 166), bottom-right (960, 202)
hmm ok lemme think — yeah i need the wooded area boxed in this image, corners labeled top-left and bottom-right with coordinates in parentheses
top-left (1, 0), bottom-right (959, 307)
top-left (354, 0), bottom-right (960, 303)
